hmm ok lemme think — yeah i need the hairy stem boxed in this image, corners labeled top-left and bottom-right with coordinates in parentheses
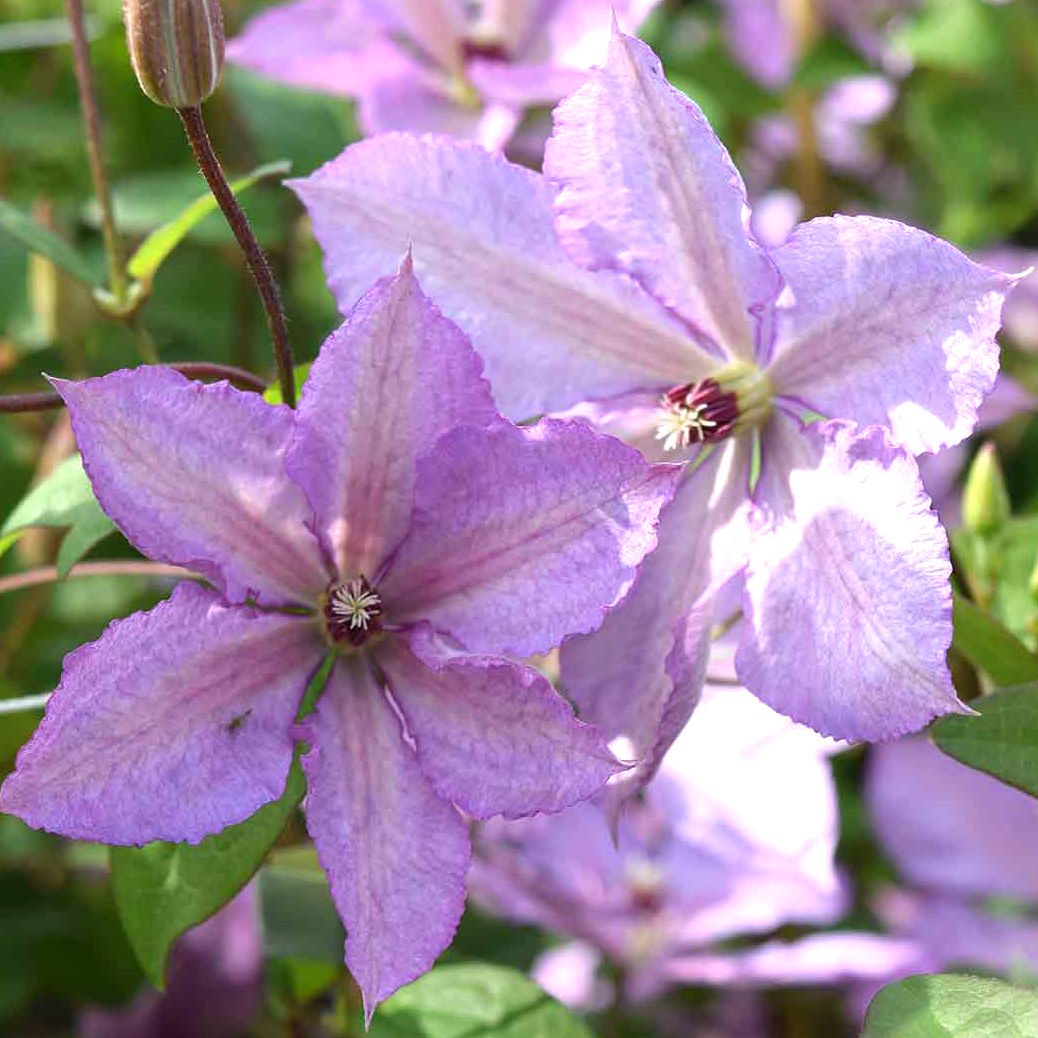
top-left (0, 362), bottom-right (269, 413)
top-left (66, 0), bottom-right (127, 304)
top-left (177, 105), bottom-right (296, 406)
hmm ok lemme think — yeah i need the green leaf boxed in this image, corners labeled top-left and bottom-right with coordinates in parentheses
top-left (0, 197), bottom-right (100, 286)
top-left (932, 682), bottom-right (1038, 799)
top-left (952, 591), bottom-right (1038, 686)
top-left (264, 363), bottom-right (312, 405)
top-left (110, 762), bottom-right (305, 987)
top-left (259, 846), bottom-right (344, 963)
top-left (370, 963), bottom-right (594, 1038)
top-left (0, 455), bottom-right (116, 578)
top-left (862, 973), bottom-right (1038, 1037)
top-left (126, 160), bottom-right (291, 285)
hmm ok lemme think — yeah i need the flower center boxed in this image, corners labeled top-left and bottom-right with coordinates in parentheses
top-left (655, 361), bottom-right (772, 452)
top-left (323, 577), bottom-right (383, 648)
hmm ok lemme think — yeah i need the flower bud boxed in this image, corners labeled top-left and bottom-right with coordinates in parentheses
top-left (123, 0), bottom-right (224, 109)
top-left (963, 442), bottom-right (1011, 538)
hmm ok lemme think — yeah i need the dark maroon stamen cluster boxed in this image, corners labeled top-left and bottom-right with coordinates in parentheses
top-left (461, 39), bottom-right (510, 62)
top-left (664, 379), bottom-right (740, 443)
top-left (323, 577), bottom-right (383, 648)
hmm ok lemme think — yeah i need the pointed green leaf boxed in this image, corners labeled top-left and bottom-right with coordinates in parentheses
top-left (933, 682), bottom-right (1038, 799)
top-left (0, 455), bottom-right (116, 577)
top-left (369, 963), bottom-right (594, 1038)
top-left (0, 198), bottom-right (100, 286)
top-left (951, 591), bottom-right (1038, 686)
top-left (863, 973), bottom-right (1038, 1037)
top-left (126, 160), bottom-right (291, 284)
top-left (110, 762), bottom-right (305, 987)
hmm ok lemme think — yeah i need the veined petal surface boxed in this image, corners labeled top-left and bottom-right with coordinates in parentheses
top-left (0, 583), bottom-right (319, 845)
top-left (767, 215), bottom-right (1011, 454)
top-left (377, 627), bottom-right (620, 820)
top-left (738, 417), bottom-right (966, 740)
top-left (291, 134), bottom-right (706, 419)
top-left (381, 418), bottom-right (680, 657)
top-left (545, 29), bottom-right (782, 359)
top-left (299, 655), bottom-right (468, 1020)
top-left (54, 367), bottom-right (328, 607)
top-left (287, 260), bottom-right (496, 580)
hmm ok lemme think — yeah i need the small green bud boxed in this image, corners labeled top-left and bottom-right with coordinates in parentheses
top-left (123, 0), bottom-right (224, 109)
top-left (963, 442), bottom-right (1011, 537)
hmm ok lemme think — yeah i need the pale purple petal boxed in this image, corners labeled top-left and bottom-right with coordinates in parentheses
top-left (738, 417), bottom-right (965, 741)
top-left (291, 134), bottom-right (709, 419)
top-left (868, 736), bottom-right (1038, 902)
top-left (467, 58), bottom-right (586, 107)
top-left (651, 684), bottom-right (845, 945)
top-left (359, 56), bottom-right (521, 148)
top-left (767, 215), bottom-right (1012, 454)
top-left (522, 0), bottom-right (661, 68)
top-left (663, 932), bottom-right (925, 988)
top-left (377, 626), bottom-right (620, 819)
top-left (530, 942), bottom-right (602, 1010)
top-left (720, 0), bottom-right (796, 89)
top-left (880, 893), bottom-right (1038, 978)
top-left (561, 439), bottom-right (754, 804)
top-left (53, 367), bottom-right (328, 607)
top-left (545, 30), bottom-right (783, 359)
top-left (978, 247), bottom-right (1038, 351)
top-left (0, 583), bottom-right (319, 845)
top-left (382, 417), bottom-right (679, 656)
top-left (299, 656), bottom-right (468, 1019)
top-left (287, 258), bottom-right (496, 581)
top-left (381, 0), bottom-right (466, 68)
top-left (227, 0), bottom-right (394, 97)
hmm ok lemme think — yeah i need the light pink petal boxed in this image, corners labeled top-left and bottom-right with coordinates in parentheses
top-left (227, 0), bottom-right (394, 97)
top-left (525, 0), bottom-right (662, 69)
top-left (359, 55), bottom-right (521, 149)
top-left (0, 583), bottom-right (319, 845)
top-left (767, 215), bottom-right (1013, 454)
top-left (467, 58), bottom-right (587, 107)
top-left (545, 30), bottom-right (783, 359)
top-left (561, 438), bottom-right (754, 805)
top-left (299, 656), bottom-right (468, 1019)
top-left (291, 134), bottom-right (709, 420)
top-left (53, 367), bottom-right (328, 608)
top-left (719, 0), bottom-right (796, 89)
top-left (651, 684), bottom-right (845, 945)
top-left (376, 627), bottom-right (621, 820)
top-left (381, 417), bottom-right (681, 657)
top-left (868, 736), bottom-right (1038, 902)
top-left (381, 0), bottom-right (466, 69)
top-left (287, 259), bottom-right (496, 581)
top-left (664, 932), bottom-right (926, 988)
top-left (737, 417), bottom-right (966, 741)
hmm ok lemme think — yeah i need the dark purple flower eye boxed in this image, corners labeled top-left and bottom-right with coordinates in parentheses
top-left (324, 577), bottom-right (383, 647)
top-left (656, 362), bottom-right (773, 452)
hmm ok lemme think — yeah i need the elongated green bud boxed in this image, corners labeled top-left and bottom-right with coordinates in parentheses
top-left (123, 0), bottom-right (224, 108)
top-left (963, 443), bottom-right (1011, 537)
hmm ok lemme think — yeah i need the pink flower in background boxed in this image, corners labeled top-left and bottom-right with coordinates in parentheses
top-left (471, 682), bottom-right (852, 1002)
top-left (228, 0), bottom-right (660, 150)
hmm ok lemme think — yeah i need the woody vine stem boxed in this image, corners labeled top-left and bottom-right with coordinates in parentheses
top-left (177, 105), bottom-right (297, 406)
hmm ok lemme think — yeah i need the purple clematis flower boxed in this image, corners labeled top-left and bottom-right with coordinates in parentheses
top-left (291, 29), bottom-right (1015, 796)
top-left (0, 260), bottom-right (679, 1017)
top-left (228, 0), bottom-right (659, 151)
